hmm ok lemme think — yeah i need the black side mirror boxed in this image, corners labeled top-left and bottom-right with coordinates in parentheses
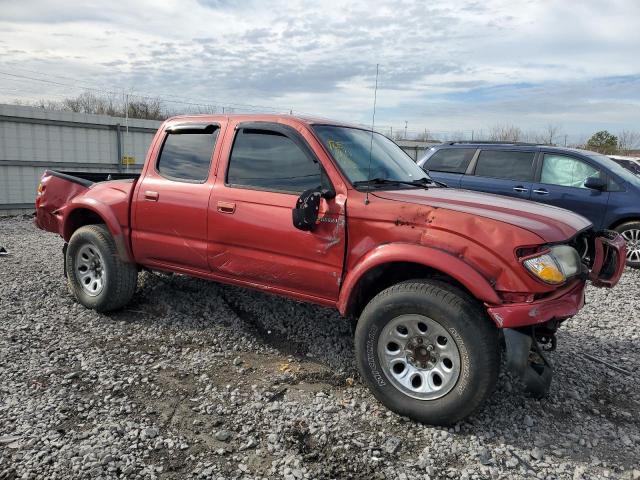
top-left (584, 176), bottom-right (606, 191)
top-left (292, 189), bottom-right (322, 231)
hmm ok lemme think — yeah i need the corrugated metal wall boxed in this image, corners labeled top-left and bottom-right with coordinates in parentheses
top-left (0, 104), bottom-right (161, 214)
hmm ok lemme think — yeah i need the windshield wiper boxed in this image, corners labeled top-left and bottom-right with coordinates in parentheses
top-left (353, 177), bottom-right (436, 189)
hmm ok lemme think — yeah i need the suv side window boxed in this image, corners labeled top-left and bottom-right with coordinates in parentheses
top-left (540, 154), bottom-right (601, 189)
top-left (157, 129), bottom-right (219, 182)
top-left (227, 128), bottom-right (322, 194)
top-left (474, 150), bottom-right (535, 181)
top-left (425, 148), bottom-right (475, 173)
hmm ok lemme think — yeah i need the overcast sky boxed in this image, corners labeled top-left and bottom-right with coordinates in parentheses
top-left (0, 0), bottom-right (638, 140)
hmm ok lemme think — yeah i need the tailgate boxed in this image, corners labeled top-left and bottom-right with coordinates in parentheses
top-left (35, 170), bottom-right (91, 235)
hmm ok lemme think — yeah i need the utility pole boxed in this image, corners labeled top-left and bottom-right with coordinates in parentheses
top-left (390, 126), bottom-right (393, 138)
top-left (404, 121), bottom-right (408, 140)
top-left (564, 134), bottom-right (568, 147)
top-left (471, 130), bottom-right (474, 141)
top-left (124, 91), bottom-right (129, 173)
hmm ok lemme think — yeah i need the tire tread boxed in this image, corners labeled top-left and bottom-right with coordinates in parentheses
top-left (67, 224), bottom-right (137, 312)
top-left (355, 279), bottom-right (499, 425)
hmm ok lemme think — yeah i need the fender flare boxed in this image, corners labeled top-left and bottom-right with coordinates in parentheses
top-left (337, 243), bottom-right (501, 316)
top-left (62, 198), bottom-right (134, 263)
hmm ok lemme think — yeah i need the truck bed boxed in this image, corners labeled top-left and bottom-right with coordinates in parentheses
top-left (35, 169), bottom-right (140, 236)
top-left (46, 170), bottom-right (140, 187)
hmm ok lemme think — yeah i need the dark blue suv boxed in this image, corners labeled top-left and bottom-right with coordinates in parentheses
top-left (418, 142), bottom-right (640, 267)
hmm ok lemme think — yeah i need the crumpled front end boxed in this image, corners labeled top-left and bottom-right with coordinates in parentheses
top-left (587, 230), bottom-right (626, 287)
top-left (490, 229), bottom-right (626, 398)
top-left (486, 230), bottom-right (626, 329)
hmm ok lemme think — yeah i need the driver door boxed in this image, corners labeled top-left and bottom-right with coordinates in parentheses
top-left (208, 122), bottom-right (346, 301)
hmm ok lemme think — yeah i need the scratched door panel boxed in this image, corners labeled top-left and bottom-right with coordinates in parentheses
top-left (208, 186), bottom-right (346, 300)
top-left (133, 174), bottom-right (212, 271)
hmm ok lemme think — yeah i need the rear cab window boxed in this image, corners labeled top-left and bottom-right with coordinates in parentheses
top-left (473, 150), bottom-right (535, 181)
top-left (157, 127), bottom-right (219, 182)
top-left (424, 148), bottom-right (475, 173)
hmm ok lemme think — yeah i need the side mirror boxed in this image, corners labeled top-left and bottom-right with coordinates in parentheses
top-left (292, 189), bottom-right (322, 231)
top-left (584, 176), bottom-right (606, 191)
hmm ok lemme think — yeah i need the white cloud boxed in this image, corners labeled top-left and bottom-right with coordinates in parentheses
top-left (0, 0), bottom-right (638, 139)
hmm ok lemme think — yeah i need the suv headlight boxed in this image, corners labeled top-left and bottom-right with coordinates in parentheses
top-left (523, 245), bottom-right (582, 285)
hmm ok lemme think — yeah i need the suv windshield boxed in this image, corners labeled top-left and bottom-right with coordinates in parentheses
top-left (313, 125), bottom-right (431, 188)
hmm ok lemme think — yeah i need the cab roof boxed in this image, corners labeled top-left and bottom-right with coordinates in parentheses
top-left (164, 113), bottom-right (366, 130)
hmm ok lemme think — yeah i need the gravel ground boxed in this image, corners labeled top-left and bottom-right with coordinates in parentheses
top-left (1, 216), bottom-right (639, 480)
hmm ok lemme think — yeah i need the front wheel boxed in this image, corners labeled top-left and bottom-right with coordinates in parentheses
top-left (354, 280), bottom-right (499, 425)
top-left (66, 224), bottom-right (138, 312)
top-left (614, 221), bottom-right (640, 268)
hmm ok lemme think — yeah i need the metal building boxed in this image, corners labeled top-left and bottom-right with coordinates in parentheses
top-left (0, 103), bottom-right (160, 215)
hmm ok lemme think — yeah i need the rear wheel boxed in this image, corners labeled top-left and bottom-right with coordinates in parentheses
top-left (66, 224), bottom-right (138, 312)
top-left (614, 221), bottom-right (640, 268)
top-left (355, 280), bottom-right (499, 425)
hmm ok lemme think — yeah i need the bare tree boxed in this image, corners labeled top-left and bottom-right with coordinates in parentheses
top-left (20, 92), bottom-right (170, 120)
top-left (617, 130), bottom-right (640, 154)
top-left (448, 130), bottom-right (466, 141)
top-left (543, 124), bottom-right (561, 145)
top-left (523, 130), bottom-right (545, 144)
top-left (415, 129), bottom-right (432, 142)
top-left (488, 124), bottom-right (523, 142)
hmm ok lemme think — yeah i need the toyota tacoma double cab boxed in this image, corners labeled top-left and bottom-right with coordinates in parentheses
top-left (34, 115), bottom-right (626, 425)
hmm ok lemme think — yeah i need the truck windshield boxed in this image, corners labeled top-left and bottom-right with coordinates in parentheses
top-left (313, 125), bottom-right (432, 189)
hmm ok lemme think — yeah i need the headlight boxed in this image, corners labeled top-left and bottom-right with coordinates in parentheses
top-left (523, 245), bottom-right (581, 285)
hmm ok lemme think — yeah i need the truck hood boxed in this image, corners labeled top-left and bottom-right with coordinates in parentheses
top-left (373, 188), bottom-right (591, 243)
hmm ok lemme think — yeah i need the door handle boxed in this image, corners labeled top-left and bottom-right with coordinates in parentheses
top-left (144, 190), bottom-right (159, 201)
top-left (533, 188), bottom-right (549, 195)
top-left (513, 186), bottom-right (528, 193)
top-left (217, 201), bottom-right (236, 214)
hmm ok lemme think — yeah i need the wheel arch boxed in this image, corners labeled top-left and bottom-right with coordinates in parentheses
top-left (338, 244), bottom-right (501, 318)
top-left (63, 200), bottom-right (134, 263)
top-left (608, 216), bottom-right (640, 230)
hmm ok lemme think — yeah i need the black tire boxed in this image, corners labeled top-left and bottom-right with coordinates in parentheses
top-left (354, 280), bottom-right (499, 425)
top-left (66, 224), bottom-right (138, 312)
top-left (614, 221), bottom-right (640, 268)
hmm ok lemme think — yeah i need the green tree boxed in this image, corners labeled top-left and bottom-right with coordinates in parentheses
top-left (586, 130), bottom-right (618, 155)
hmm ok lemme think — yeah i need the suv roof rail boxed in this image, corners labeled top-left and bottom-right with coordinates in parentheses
top-left (446, 141), bottom-right (540, 146)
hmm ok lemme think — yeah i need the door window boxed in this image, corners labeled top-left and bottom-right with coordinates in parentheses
top-left (474, 150), bottom-right (535, 181)
top-left (425, 148), bottom-right (475, 173)
top-left (541, 154), bottom-right (601, 188)
top-left (157, 129), bottom-right (219, 182)
top-left (227, 128), bottom-right (322, 193)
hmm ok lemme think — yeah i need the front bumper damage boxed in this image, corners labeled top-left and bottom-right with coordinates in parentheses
top-left (493, 231), bottom-right (627, 398)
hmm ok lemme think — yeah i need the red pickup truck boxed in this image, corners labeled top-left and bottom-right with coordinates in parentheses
top-left (34, 114), bottom-right (626, 425)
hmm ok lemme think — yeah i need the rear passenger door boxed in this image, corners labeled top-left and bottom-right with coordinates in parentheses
top-left (461, 149), bottom-right (535, 200)
top-left (132, 123), bottom-right (221, 271)
top-left (420, 148), bottom-right (475, 187)
top-left (530, 152), bottom-right (609, 228)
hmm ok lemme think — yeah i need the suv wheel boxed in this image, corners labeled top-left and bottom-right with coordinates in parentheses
top-left (354, 280), bottom-right (499, 425)
top-left (615, 221), bottom-right (640, 268)
top-left (66, 224), bottom-right (138, 312)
